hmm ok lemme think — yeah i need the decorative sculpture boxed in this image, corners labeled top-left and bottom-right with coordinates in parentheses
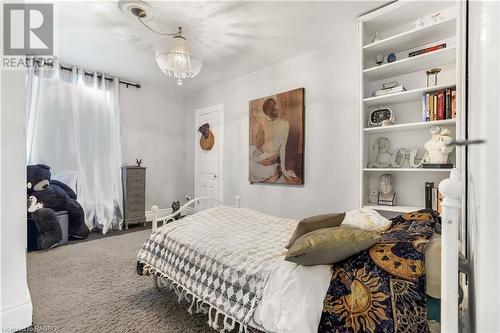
top-left (424, 126), bottom-right (454, 164)
top-left (198, 123), bottom-right (215, 151)
top-left (378, 174), bottom-right (396, 206)
top-left (171, 201), bottom-right (181, 220)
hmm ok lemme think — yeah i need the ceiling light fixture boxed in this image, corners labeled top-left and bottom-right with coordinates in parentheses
top-left (123, 1), bottom-right (203, 86)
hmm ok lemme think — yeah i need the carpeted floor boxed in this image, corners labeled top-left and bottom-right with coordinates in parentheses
top-left (27, 229), bottom-right (212, 332)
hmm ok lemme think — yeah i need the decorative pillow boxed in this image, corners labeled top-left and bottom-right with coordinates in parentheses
top-left (285, 225), bottom-right (380, 266)
top-left (341, 208), bottom-right (392, 232)
top-left (285, 213), bottom-right (345, 249)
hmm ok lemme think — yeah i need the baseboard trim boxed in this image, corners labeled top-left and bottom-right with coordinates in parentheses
top-left (1, 294), bottom-right (32, 333)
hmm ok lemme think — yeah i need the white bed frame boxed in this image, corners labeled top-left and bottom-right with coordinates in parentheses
top-left (150, 195), bottom-right (241, 233)
top-left (439, 168), bottom-right (463, 332)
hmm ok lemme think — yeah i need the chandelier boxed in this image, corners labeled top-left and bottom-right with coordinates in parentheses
top-left (124, 2), bottom-right (203, 86)
top-left (154, 27), bottom-right (202, 86)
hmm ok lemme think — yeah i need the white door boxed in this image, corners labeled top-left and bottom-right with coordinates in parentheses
top-left (195, 104), bottom-right (223, 209)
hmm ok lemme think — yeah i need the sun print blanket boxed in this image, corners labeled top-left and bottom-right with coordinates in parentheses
top-left (318, 210), bottom-right (438, 333)
top-left (136, 206), bottom-right (297, 332)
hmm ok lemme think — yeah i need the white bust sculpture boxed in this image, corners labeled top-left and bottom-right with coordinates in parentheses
top-left (378, 173), bottom-right (396, 206)
top-left (424, 126), bottom-right (454, 164)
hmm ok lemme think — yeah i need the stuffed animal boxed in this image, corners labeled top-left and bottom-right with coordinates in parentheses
top-left (27, 195), bottom-right (62, 249)
top-left (27, 164), bottom-right (89, 239)
top-left (171, 201), bottom-right (181, 220)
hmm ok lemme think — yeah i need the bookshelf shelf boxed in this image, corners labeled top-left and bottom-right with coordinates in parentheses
top-left (363, 83), bottom-right (456, 107)
top-left (363, 205), bottom-right (424, 213)
top-left (363, 17), bottom-right (457, 58)
top-left (363, 47), bottom-right (456, 81)
top-left (363, 119), bottom-right (456, 133)
top-left (363, 168), bottom-right (452, 172)
top-left (358, 1), bottom-right (465, 216)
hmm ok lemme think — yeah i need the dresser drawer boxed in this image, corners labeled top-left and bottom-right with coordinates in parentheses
top-left (126, 203), bottom-right (145, 216)
top-left (126, 194), bottom-right (144, 205)
top-left (125, 179), bottom-right (146, 189)
top-left (127, 168), bottom-right (145, 178)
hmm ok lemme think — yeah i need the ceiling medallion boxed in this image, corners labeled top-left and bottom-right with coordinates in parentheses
top-left (119, 0), bottom-right (203, 86)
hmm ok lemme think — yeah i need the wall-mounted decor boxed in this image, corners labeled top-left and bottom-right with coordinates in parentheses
top-left (249, 88), bottom-right (304, 185)
top-left (198, 123), bottom-right (215, 151)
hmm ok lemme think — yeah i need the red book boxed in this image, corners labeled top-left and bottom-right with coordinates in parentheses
top-left (437, 91), bottom-right (445, 120)
top-left (409, 43), bottom-right (447, 57)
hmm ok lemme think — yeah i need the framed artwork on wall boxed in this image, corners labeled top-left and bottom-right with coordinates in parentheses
top-left (249, 87), bottom-right (304, 185)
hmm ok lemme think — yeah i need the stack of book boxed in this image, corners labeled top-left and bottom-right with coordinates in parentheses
top-left (421, 88), bottom-right (456, 122)
top-left (425, 182), bottom-right (443, 215)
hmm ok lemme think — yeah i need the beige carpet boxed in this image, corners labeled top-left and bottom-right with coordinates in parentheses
top-left (27, 229), bottom-right (212, 333)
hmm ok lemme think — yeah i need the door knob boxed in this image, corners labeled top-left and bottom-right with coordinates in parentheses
top-left (214, 174), bottom-right (217, 178)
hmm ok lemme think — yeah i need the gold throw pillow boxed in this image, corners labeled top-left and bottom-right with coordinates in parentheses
top-left (285, 213), bottom-right (346, 249)
top-left (285, 225), bottom-right (380, 266)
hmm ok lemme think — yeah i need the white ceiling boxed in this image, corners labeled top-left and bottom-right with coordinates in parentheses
top-left (58, 1), bottom-right (385, 93)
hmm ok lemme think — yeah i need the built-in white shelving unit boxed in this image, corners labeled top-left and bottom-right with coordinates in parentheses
top-left (358, 1), bottom-right (466, 215)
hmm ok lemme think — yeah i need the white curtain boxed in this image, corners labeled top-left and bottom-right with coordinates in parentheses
top-left (27, 58), bottom-right (123, 234)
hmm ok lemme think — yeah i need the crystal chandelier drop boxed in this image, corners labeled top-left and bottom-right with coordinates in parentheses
top-left (155, 27), bottom-right (202, 86)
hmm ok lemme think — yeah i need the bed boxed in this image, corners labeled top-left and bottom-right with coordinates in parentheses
top-left (136, 193), bottom-right (451, 333)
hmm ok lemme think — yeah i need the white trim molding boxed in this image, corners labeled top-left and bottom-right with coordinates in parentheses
top-left (0, 288), bottom-right (33, 333)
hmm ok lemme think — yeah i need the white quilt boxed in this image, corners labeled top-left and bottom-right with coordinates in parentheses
top-left (251, 261), bottom-right (332, 333)
top-left (137, 206), bottom-right (298, 332)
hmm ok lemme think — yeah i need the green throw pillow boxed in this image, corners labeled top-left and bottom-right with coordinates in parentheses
top-left (286, 213), bottom-right (346, 249)
top-left (285, 225), bottom-right (380, 266)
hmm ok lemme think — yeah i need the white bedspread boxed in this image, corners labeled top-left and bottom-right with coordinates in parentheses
top-left (137, 206), bottom-right (298, 331)
top-left (251, 261), bottom-right (332, 333)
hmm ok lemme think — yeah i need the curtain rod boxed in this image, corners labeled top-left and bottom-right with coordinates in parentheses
top-left (59, 65), bottom-right (141, 89)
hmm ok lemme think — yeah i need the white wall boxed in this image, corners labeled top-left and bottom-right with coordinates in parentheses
top-left (184, 41), bottom-right (360, 218)
top-left (120, 83), bottom-right (185, 210)
top-left (0, 70), bottom-right (33, 330)
top-left (468, 2), bottom-right (500, 331)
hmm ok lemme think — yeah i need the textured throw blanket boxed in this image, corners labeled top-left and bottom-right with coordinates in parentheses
top-left (318, 210), bottom-right (438, 333)
top-left (137, 206), bottom-right (297, 332)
